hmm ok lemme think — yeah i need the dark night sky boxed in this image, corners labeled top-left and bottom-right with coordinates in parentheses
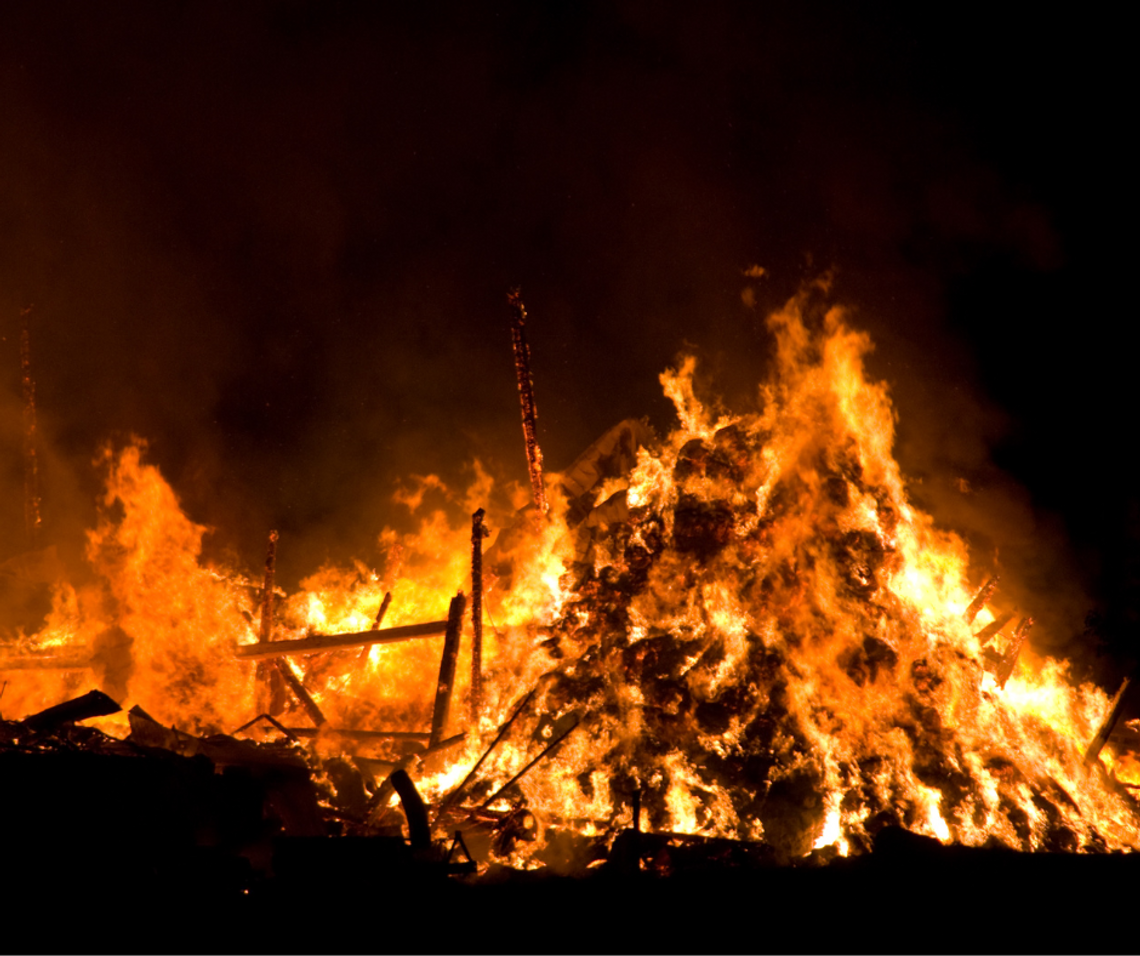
top-left (0, 3), bottom-right (1134, 672)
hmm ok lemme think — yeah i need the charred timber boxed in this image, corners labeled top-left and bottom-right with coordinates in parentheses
top-left (965, 575), bottom-right (1000, 624)
top-left (371, 591), bottom-right (393, 630)
top-left (430, 593), bottom-right (467, 747)
top-left (996, 616), bottom-right (1034, 688)
top-left (274, 658), bottom-right (327, 727)
top-left (471, 508), bottom-right (488, 719)
top-left (1085, 677), bottom-right (1133, 765)
top-left (508, 289), bottom-right (549, 513)
top-left (22, 689), bottom-right (120, 732)
top-left (235, 619), bottom-right (451, 660)
top-left (975, 612), bottom-right (1014, 646)
top-left (283, 728), bottom-right (431, 741)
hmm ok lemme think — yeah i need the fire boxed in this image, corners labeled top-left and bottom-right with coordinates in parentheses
top-left (2, 285), bottom-right (1137, 865)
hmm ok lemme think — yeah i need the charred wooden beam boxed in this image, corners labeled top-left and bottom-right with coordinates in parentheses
top-left (359, 590), bottom-right (394, 661)
top-left (20, 307), bottom-right (42, 548)
top-left (235, 619), bottom-right (450, 660)
top-left (996, 616), bottom-right (1034, 688)
top-left (1085, 676), bottom-right (1133, 765)
top-left (256, 530), bottom-right (286, 715)
top-left (436, 687), bottom-right (538, 820)
top-left (274, 658), bottom-right (327, 727)
top-left (430, 592), bottom-right (467, 747)
top-left (259, 530), bottom-right (279, 644)
top-left (479, 714), bottom-right (580, 809)
top-left (22, 689), bottom-right (120, 732)
top-left (965, 575), bottom-right (1000, 625)
top-left (975, 612), bottom-right (1014, 646)
top-left (508, 289), bottom-right (549, 513)
top-left (0, 653), bottom-right (93, 670)
top-left (371, 591), bottom-right (392, 630)
top-left (471, 509), bottom-right (488, 720)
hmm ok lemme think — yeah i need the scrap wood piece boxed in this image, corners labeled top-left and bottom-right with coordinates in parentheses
top-left (975, 612), bottom-right (1015, 646)
top-left (22, 689), bottom-right (120, 732)
top-left (479, 713), bottom-right (581, 809)
top-left (429, 592), bottom-right (467, 747)
top-left (389, 768), bottom-right (431, 850)
top-left (235, 619), bottom-right (450, 660)
top-left (965, 575), bottom-right (1000, 624)
top-left (471, 509), bottom-right (489, 720)
top-left (996, 616), bottom-right (1034, 689)
top-left (1085, 676), bottom-right (1134, 765)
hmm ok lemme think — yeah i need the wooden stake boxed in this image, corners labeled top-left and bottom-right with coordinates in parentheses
top-left (508, 289), bottom-right (548, 513)
top-left (471, 509), bottom-right (489, 720)
top-left (430, 592), bottom-right (466, 747)
top-left (256, 530), bottom-right (286, 715)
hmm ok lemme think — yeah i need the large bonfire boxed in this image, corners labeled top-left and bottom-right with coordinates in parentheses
top-left (3, 287), bottom-right (1137, 865)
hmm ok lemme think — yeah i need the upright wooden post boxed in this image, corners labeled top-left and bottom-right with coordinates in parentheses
top-left (256, 530), bottom-right (286, 715)
top-left (471, 509), bottom-right (488, 721)
top-left (508, 289), bottom-right (548, 514)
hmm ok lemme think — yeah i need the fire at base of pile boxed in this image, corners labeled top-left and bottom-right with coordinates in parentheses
top-left (432, 289), bottom-right (1138, 867)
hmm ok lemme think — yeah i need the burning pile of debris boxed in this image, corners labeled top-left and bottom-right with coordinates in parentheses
top-left (3, 288), bottom-right (1140, 944)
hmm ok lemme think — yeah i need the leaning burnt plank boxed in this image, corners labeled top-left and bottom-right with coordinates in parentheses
top-left (975, 612), bottom-right (1014, 646)
top-left (430, 592), bottom-right (467, 747)
top-left (22, 689), bottom-right (120, 732)
top-left (235, 619), bottom-right (450, 660)
top-left (1085, 676), bottom-right (1133, 765)
top-left (274, 658), bottom-right (326, 726)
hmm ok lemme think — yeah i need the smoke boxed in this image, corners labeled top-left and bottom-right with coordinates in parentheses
top-left (0, 4), bottom-right (1126, 678)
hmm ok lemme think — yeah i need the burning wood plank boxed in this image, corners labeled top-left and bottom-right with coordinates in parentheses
top-left (235, 619), bottom-right (451, 660)
top-left (994, 616), bottom-right (1034, 688)
top-left (430, 592), bottom-right (467, 747)
top-left (22, 689), bottom-right (120, 732)
top-left (274, 657), bottom-right (327, 727)
top-left (256, 530), bottom-right (286, 714)
top-left (964, 574), bottom-right (1000, 624)
top-left (508, 288), bottom-right (548, 513)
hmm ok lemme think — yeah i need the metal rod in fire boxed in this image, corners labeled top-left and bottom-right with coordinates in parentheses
top-left (508, 289), bottom-right (548, 514)
top-left (20, 308), bottom-right (42, 548)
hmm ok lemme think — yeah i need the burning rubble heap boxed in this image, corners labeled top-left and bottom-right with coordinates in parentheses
top-left (2, 288), bottom-right (1138, 889)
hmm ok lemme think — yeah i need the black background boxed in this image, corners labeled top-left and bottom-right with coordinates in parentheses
top-left (1, 3), bottom-right (1134, 677)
